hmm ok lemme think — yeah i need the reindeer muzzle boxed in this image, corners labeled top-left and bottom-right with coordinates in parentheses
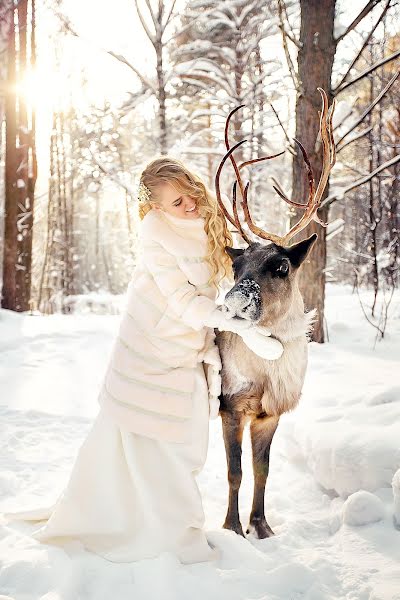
top-left (223, 278), bottom-right (261, 321)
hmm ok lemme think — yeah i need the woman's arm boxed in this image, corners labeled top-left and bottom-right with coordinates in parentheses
top-left (139, 218), bottom-right (283, 359)
top-left (140, 239), bottom-right (219, 331)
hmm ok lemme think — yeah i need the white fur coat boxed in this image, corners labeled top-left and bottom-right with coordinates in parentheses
top-left (97, 208), bottom-right (222, 443)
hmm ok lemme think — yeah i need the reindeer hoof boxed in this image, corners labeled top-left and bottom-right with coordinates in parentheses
top-left (223, 520), bottom-right (245, 537)
top-left (246, 518), bottom-right (275, 539)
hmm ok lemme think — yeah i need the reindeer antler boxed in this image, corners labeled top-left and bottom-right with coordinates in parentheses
top-left (215, 104), bottom-right (285, 244)
top-left (215, 88), bottom-right (336, 247)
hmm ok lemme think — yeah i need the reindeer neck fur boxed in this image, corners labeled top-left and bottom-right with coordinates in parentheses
top-left (268, 283), bottom-right (317, 344)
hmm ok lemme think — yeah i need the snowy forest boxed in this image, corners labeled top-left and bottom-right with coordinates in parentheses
top-left (1, 1), bottom-right (400, 599)
top-left (0, 0), bottom-right (399, 341)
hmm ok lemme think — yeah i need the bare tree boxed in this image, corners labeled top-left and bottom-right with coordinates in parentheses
top-left (55, 0), bottom-right (179, 155)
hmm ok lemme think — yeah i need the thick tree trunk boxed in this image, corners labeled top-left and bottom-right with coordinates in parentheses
top-left (291, 0), bottom-right (336, 342)
top-left (2, 6), bottom-right (17, 309)
top-left (0, 1), bottom-right (13, 125)
top-left (24, 0), bottom-right (37, 308)
top-left (16, 0), bottom-right (36, 311)
top-left (1, 0), bottom-right (36, 312)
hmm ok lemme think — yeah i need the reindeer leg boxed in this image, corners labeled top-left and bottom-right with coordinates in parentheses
top-left (220, 409), bottom-right (246, 537)
top-left (247, 415), bottom-right (280, 539)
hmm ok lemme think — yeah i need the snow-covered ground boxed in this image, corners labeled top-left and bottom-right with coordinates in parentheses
top-left (0, 284), bottom-right (399, 600)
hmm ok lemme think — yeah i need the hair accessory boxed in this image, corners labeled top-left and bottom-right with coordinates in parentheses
top-left (138, 181), bottom-right (152, 203)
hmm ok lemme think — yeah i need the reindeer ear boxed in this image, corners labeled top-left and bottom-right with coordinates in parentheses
top-left (286, 233), bottom-right (318, 268)
top-left (225, 246), bottom-right (245, 261)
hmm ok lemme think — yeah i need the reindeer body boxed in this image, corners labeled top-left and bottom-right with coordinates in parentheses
top-left (214, 240), bottom-right (318, 539)
top-left (218, 303), bottom-right (314, 419)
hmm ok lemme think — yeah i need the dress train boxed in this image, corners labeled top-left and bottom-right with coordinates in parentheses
top-left (2, 362), bottom-right (218, 564)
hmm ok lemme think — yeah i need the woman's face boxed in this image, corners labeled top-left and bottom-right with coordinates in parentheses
top-left (153, 181), bottom-right (201, 220)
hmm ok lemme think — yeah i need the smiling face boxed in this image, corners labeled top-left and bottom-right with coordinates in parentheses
top-left (153, 181), bottom-right (201, 220)
top-left (223, 235), bottom-right (317, 328)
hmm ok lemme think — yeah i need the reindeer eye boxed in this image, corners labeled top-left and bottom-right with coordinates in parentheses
top-left (233, 257), bottom-right (244, 272)
top-left (276, 260), bottom-right (289, 276)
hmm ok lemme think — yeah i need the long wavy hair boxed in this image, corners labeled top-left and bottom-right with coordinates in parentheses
top-left (138, 156), bottom-right (234, 290)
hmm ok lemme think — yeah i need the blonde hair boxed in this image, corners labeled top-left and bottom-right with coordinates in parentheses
top-left (138, 156), bottom-right (234, 290)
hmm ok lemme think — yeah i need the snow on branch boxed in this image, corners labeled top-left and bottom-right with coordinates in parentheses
top-left (179, 68), bottom-right (234, 97)
top-left (277, 0), bottom-right (300, 92)
top-left (90, 152), bottom-right (137, 198)
top-left (52, 8), bottom-right (157, 96)
top-left (165, 5), bottom-right (230, 44)
top-left (163, 0), bottom-right (178, 30)
top-left (133, 0), bottom-right (156, 43)
top-left (321, 154), bottom-right (400, 208)
top-left (335, 0), bottom-right (382, 44)
top-left (336, 126), bottom-right (373, 153)
top-left (333, 0), bottom-right (392, 92)
top-left (336, 70), bottom-right (400, 150)
top-left (335, 49), bottom-right (400, 94)
top-left (105, 51), bottom-right (157, 95)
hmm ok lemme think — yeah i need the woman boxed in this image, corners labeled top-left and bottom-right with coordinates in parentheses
top-left (2, 157), bottom-right (283, 564)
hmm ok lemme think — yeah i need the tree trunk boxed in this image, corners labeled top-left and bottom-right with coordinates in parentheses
top-left (367, 43), bottom-right (379, 316)
top-left (156, 5), bottom-right (167, 155)
top-left (17, 0), bottom-right (37, 311)
top-left (2, 5), bottom-right (17, 309)
top-left (1, 0), bottom-right (36, 312)
top-left (291, 0), bottom-right (336, 342)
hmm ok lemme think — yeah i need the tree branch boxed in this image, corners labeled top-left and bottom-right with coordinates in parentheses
top-left (335, 0), bottom-right (382, 43)
top-left (335, 49), bottom-right (400, 94)
top-left (280, 26), bottom-right (301, 49)
top-left (333, 105), bottom-right (356, 131)
top-left (179, 70), bottom-right (234, 97)
top-left (163, 0), bottom-right (177, 30)
top-left (90, 151), bottom-right (136, 197)
top-left (333, 0), bottom-right (391, 92)
top-left (321, 154), bottom-right (400, 208)
top-left (336, 126), bottom-right (373, 153)
top-left (164, 6), bottom-right (217, 44)
top-left (143, 0), bottom-right (157, 29)
top-left (134, 0), bottom-right (156, 44)
top-left (281, 0), bottom-right (301, 48)
top-left (51, 9), bottom-right (157, 95)
top-left (106, 50), bottom-right (157, 94)
top-left (277, 0), bottom-right (300, 92)
top-left (268, 102), bottom-right (296, 154)
top-left (336, 70), bottom-right (400, 148)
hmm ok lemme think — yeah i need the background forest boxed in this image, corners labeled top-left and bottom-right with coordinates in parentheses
top-left (0, 0), bottom-right (399, 343)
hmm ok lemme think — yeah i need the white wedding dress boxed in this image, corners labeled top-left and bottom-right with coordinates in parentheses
top-left (2, 362), bottom-right (218, 564)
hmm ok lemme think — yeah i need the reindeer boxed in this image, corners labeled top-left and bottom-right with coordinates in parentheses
top-left (214, 88), bottom-right (336, 539)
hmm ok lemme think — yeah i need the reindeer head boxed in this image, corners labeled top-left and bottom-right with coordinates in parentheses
top-left (223, 235), bottom-right (317, 326)
top-left (215, 88), bottom-right (336, 328)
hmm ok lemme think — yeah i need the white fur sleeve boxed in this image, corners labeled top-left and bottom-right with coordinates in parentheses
top-left (140, 240), bottom-right (218, 331)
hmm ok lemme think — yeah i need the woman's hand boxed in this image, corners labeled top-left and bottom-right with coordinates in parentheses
top-left (204, 306), bottom-right (253, 334)
top-left (205, 307), bottom-right (283, 360)
top-left (239, 325), bottom-right (284, 360)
